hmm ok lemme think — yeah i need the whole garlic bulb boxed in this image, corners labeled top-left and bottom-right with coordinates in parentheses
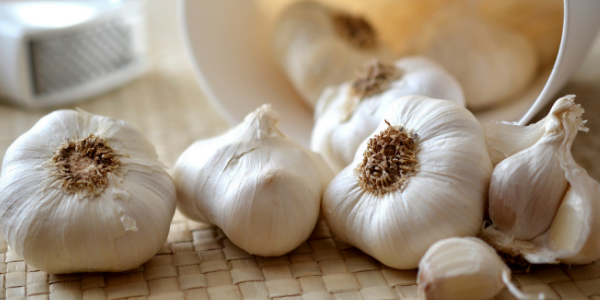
top-left (272, 1), bottom-right (392, 108)
top-left (418, 237), bottom-right (539, 300)
top-left (410, 5), bottom-right (538, 110)
top-left (173, 104), bottom-right (332, 257)
top-left (322, 95), bottom-right (493, 269)
top-left (0, 110), bottom-right (176, 274)
top-left (483, 95), bottom-right (600, 265)
top-left (311, 56), bottom-right (464, 173)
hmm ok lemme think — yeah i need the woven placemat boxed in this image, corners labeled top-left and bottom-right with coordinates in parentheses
top-left (2, 1), bottom-right (600, 300)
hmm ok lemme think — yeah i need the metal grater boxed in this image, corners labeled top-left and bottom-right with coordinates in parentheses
top-left (0, 0), bottom-right (146, 109)
top-left (30, 18), bottom-right (135, 96)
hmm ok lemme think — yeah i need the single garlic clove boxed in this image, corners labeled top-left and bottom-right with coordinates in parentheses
top-left (489, 132), bottom-right (568, 241)
top-left (0, 110), bottom-right (176, 274)
top-left (173, 104), bottom-right (332, 257)
top-left (487, 96), bottom-right (585, 242)
top-left (322, 95), bottom-right (492, 269)
top-left (418, 237), bottom-right (539, 300)
top-left (409, 4), bottom-right (538, 110)
top-left (311, 56), bottom-right (464, 173)
top-left (483, 95), bottom-right (600, 265)
top-left (272, 1), bottom-right (392, 107)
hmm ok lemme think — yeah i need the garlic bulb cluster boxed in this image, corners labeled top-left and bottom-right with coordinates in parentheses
top-left (272, 1), bottom-right (392, 108)
top-left (322, 95), bottom-right (492, 269)
top-left (311, 56), bottom-right (464, 173)
top-left (173, 105), bottom-right (332, 257)
top-left (0, 110), bottom-right (176, 274)
top-left (410, 5), bottom-right (538, 110)
top-left (483, 95), bottom-right (600, 265)
top-left (418, 237), bottom-right (539, 300)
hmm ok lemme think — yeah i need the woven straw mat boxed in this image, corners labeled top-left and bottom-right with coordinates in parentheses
top-left (2, 1), bottom-right (600, 299)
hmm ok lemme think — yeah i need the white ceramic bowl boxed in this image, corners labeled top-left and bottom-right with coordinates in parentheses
top-left (179, 0), bottom-right (600, 146)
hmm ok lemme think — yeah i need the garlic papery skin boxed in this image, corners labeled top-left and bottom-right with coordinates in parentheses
top-left (418, 237), bottom-right (539, 300)
top-left (410, 5), bottom-right (538, 110)
top-left (311, 56), bottom-right (465, 173)
top-left (173, 104), bottom-right (333, 257)
top-left (322, 95), bottom-right (492, 269)
top-left (0, 110), bottom-right (176, 274)
top-left (272, 1), bottom-right (392, 108)
top-left (483, 95), bottom-right (600, 265)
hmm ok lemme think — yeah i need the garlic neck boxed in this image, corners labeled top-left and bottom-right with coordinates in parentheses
top-left (331, 12), bottom-right (377, 50)
top-left (247, 104), bottom-right (284, 139)
top-left (350, 59), bottom-right (402, 100)
top-left (356, 121), bottom-right (418, 195)
top-left (50, 134), bottom-right (120, 197)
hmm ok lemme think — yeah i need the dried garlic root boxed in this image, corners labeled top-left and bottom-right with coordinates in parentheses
top-left (311, 56), bottom-right (464, 173)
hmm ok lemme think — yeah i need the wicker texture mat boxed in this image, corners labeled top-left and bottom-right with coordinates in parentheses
top-left (2, 217), bottom-right (600, 300)
top-left (2, 1), bottom-right (600, 300)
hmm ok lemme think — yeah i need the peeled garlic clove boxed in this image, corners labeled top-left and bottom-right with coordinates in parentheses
top-left (272, 1), bottom-right (392, 107)
top-left (0, 110), bottom-right (176, 274)
top-left (322, 95), bottom-right (492, 269)
top-left (418, 237), bottom-right (538, 300)
top-left (311, 56), bottom-right (464, 173)
top-left (410, 5), bottom-right (538, 110)
top-left (173, 104), bottom-right (332, 257)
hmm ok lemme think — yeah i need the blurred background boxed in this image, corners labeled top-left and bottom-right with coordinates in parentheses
top-left (0, 0), bottom-right (599, 179)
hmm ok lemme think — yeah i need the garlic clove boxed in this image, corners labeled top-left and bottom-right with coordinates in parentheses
top-left (272, 1), bottom-right (392, 107)
top-left (311, 56), bottom-right (464, 173)
top-left (173, 104), bottom-right (332, 257)
top-left (487, 96), bottom-right (585, 242)
top-left (410, 4), bottom-right (538, 110)
top-left (484, 95), bottom-right (600, 265)
top-left (0, 110), bottom-right (176, 274)
top-left (488, 131), bottom-right (569, 241)
top-left (322, 95), bottom-right (492, 269)
top-left (418, 237), bottom-right (539, 300)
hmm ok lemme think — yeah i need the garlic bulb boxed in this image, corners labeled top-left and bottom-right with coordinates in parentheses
top-left (410, 5), bottom-right (538, 110)
top-left (322, 95), bottom-right (492, 269)
top-left (483, 95), bottom-right (600, 265)
top-left (418, 237), bottom-right (539, 300)
top-left (0, 110), bottom-right (176, 274)
top-left (311, 56), bottom-right (464, 173)
top-left (272, 1), bottom-right (392, 108)
top-left (173, 104), bottom-right (332, 257)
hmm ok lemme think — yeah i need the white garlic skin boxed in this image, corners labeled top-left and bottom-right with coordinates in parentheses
top-left (419, 237), bottom-right (521, 300)
top-left (173, 105), bottom-right (332, 257)
top-left (311, 56), bottom-right (465, 173)
top-left (0, 110), bottom-right (176, 274)
top-left (322, 96), bottom-right (492, 269)
top-left (411, 6), bottom-right (538, 110)
top-left (272, 1), bottom-right (392, 107)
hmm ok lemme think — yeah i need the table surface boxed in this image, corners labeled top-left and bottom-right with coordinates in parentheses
top-left (1, 1), bottom-right (600, 300)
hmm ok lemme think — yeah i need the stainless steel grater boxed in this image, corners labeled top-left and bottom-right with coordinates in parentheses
top-left (0, 0), bottom-right (146, 109)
